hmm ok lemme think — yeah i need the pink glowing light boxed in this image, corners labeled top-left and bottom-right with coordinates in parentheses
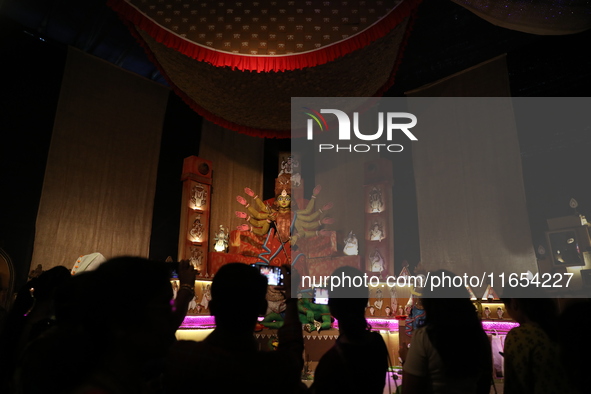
top-left (332, 318), bottom-right (400, 331)
top-left (178, 315), bottom-right (518, 332)
top-left (180, 315), bottom-right (216, 328)
top-left (482, 320), bottom-right (519, 331)
top-left (180, 315), bottom-right (402, 330)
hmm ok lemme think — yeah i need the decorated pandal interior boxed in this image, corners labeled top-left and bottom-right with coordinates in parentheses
top-left (172, 154), bottom-right (516, 382)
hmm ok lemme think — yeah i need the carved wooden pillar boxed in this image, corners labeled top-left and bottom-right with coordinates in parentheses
top-left (178, 156), bottom-right (213, 277)
top-left (364, 159), bottom-right (394, 278)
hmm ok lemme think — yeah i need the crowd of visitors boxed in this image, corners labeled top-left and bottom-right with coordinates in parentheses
top-left (0, 259), bottom-right (586, 394)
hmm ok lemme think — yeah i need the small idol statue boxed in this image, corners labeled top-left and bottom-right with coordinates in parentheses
top-left (384, 306), bottom-right (393, 317)
top-left (374, 288), bottom-right (383, 310)
top-left (189, 247), bottom-right (204, 271)
top-left (369, 186), bottom-right (384, 213)
top-left (369, 249), bottom-right (385, 274)
top-left (189, 215), bottom-right (204, 242)
top-left (369, 221), bottom-right (385, 241)
top-left (343, 231), bottom-right (359, 256)
top-left (213, 225), bottom-right (229, 252)
top-left (190, 184), bottom-right (207, 209)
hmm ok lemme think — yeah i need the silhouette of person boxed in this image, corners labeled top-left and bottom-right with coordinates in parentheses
top-left (559, 299), bottom-right (591, 394)
top-left (310, 266), bottom-right (389, 394)
top-left (0, 265), bottom-right (71, 393)
top-left (402, 269), bottom-right (492, 394)
top-left (501, 286), bottom-right (577, 394)
top-left (164, 263), bottom-right (305, 393)
top-left (14, 257), bottom-right (195, 394)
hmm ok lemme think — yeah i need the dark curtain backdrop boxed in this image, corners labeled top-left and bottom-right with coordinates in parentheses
top-left (148, 94), bottom-right (203, 262)
top-left (0, 18), bottom-right (65, 290)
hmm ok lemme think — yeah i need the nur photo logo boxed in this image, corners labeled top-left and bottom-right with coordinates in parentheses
top-left (303, 108), bottom-right (418, 153)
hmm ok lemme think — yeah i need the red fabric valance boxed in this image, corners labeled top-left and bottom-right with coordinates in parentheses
top-left (108, 0), bottom-right (422, 138)
top-left (108, 0), bottom-right (421, 72)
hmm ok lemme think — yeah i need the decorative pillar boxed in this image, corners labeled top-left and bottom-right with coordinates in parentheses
top-left (178, 156), bottom-right (213, 277)
top-left (364, 159), bottom-right (394, 278)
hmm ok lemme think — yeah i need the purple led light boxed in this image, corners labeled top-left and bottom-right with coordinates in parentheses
top-left (367, 318), bottom-right (400, 331)
top-left (179, 315), bottom-right (514, 332)
top-left (333, 318), bottom-right (400, 331)
top-left (180, 315), bottom-right (216, 328)
top-left (180, 315), bottom-right (402, 330)
top-left (482, 320), bottom-right (519, 331)
top-left (180, 315), bottom-right (265, 329)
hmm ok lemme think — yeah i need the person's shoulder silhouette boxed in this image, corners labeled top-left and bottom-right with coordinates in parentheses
top-left (311, 266), bottom-right (389, 394)
top-left (165, 263), bottom-right (305, 394)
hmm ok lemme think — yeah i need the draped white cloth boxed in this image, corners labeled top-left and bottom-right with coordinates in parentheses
top-left (407, 55), bottom-right (538, 295)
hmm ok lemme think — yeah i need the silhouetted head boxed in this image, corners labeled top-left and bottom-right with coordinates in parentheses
top-left (10, 266), bottom-right (70, 318)
top-left (31, 266), bottom-right (71, 302)
top-left (421, 269), bottom-right (476, 327)
top-left (210, 263), bottom-right (268, 331)
top-left (53, 271), bottom-right (96, 326)
top-left (559, 300), bottom-right (591, 393)
top-left (91, 256), bottom-right (172, 319)
top-left (328, 266), bottom-right (368, 325)
top-left (500, 285), bottom-right (557, 339)
top-left (81, 256), bottom-right (174, 357)
top-left (420, 270), bottom-right (491, 377)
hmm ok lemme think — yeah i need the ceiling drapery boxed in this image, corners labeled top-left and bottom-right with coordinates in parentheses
top-left (451, 0), bottom-right (591, 36)
top-left (107, 0), bottom-right (422, 137)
